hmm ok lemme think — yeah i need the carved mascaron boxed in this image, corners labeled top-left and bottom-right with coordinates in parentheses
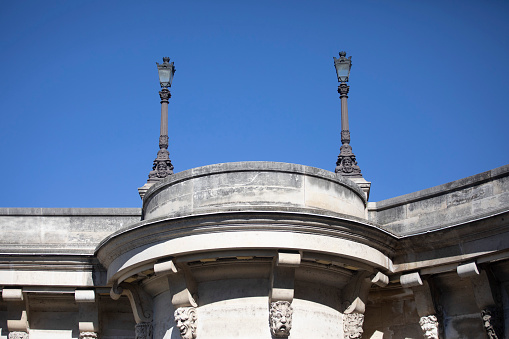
top-left (343, 313), bottom-right (364, 339)
top-left (175, 307), bottom-right (197, 339)
top-left (419, 315), bottom-right (439, 339)
top-left (270, 301), bottom-right (293, 337)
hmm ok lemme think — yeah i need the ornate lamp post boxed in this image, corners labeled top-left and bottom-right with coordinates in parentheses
top-left (332, 52), bottom-right (371, 199)
top-left (138, 57), bottom-right (176, 199)
top-left (333, 52), bottom-right (362, 178)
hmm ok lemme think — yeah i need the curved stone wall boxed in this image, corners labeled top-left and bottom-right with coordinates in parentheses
top-left (142, 162), bottom-right (367, 221)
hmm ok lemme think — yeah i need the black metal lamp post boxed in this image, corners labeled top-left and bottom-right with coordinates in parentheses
top-left (139, 57), bottom-right (176, 198)
top-left (148, 57), bottom-right (176, 182)
top-left (333, 52), bottom-right (362, 177)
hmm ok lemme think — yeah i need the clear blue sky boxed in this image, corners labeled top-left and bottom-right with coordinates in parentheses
top-left (1, 1), bottom-right (508, 207)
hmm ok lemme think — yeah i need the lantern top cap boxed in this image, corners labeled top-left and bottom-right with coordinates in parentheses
top-left (156, 57), bottom-right (174, 68)
top-left (339, 51), bottom-right (347, 57)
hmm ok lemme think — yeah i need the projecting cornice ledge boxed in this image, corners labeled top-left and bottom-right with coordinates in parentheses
top-left (393, 210), bottom-right (509, 272)
top-left (95, 209), bottom-right (397, 285)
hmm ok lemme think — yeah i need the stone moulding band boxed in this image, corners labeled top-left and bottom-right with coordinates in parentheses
top-left (96, 207), bottom-right (396, 254)
top-left (100, 229), bottom-right (394, 285)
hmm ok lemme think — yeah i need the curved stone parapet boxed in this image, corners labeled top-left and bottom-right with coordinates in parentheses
top-left (142, 162), bottom-right (367, 221)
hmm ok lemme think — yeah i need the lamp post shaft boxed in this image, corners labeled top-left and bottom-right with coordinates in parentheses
top-left (159, 89), bottom-right (171, 149)
top-left (160, 96), bottom-right (168, 137)
top-left (339, 83), bottom-right (350, 144)
top-left (341, 95), bottom-right (349, 132)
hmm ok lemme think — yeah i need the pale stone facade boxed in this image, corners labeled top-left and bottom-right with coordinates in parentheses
top-left (1, 162), bottom-right (508, 338)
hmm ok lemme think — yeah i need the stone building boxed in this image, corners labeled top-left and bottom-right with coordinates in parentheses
top-left (1, 56), bottom-right (508, 339)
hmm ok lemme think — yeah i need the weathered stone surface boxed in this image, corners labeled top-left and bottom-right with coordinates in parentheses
top-left (369, 164), bottom-right (509, 236)
top-left (143, 162), bottom-right (367, 221)
top-left (0, 208), bottom-right (140, 254)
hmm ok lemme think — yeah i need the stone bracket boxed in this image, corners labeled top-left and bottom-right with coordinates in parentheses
top-left (2, 289), bottom-right (24, 301)
top-left (457, 262), bottom-right (504, 338)
top-left (457, 262), bottom-right (480, 279)
top-left (412, 281), bottom-right (436, 318)
top-left (270, 251), bottom-right (301, 303)
top-left (342, 271), bottom-right (372, 314)
top-left (370, 271), bottom-right (389, 287)
top-left (400, 272), bottom-right (423, 288)
top-left (2, 289), bottom-right (29, 333)
top-left (110, 282), bottom-right (153, 324)
top-left (400, 272), bottom-right (437, 317)
top-left (401, 273), bottom-right (441, 338)
top-left (155, 258), bottom-right (198, 308)
top-left (457, 262), bottom-right (497, 309)
top-left (75, 289), bottom-right (99, 333)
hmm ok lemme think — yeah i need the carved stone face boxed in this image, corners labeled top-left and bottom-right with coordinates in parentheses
top-left (270, 301), bottom-right (293, 337)
top-left (422, 323), bottom-right (438, 339)
top-left (342, 157), bottom-right (353, 172)
top-left (157, 162), bottom-right (167, 171)
top-left (419, 315), bottom-right (439, 339)
top-left (343, 313), bottom-right (364, 339)
top-left (174, 307), bottom-right (197, 339)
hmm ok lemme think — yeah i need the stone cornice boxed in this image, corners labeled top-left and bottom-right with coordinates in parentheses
top-left (95, 209), bottom-right (398, 284)
top-left (96, 209), bottom-right (398, 260)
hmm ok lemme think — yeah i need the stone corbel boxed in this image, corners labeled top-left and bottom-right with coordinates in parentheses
top-left (270, 251), bottom-right (300, 302)
top-left (341, 271), bottom-right (374, 339)
top-left (155, 259), bottom-right (198, 339)
top-left (400, 272), bottom-right (440, 339)
top-left (2, 289), bottom-right (29, 339)
top-left (342, 270), bottom-right (379, 314)
top-left (370, 271), bottom-right (389, 288)
top-left (111, 281), bottom-right (154, 339)
top-left (269, 251), bottom-right (301, 337)
top-left (75, 290), bottom-right (99, 339)
top-left (341, 271), bottom-right (388, 339)
top-left (456, 262), bottom-right (503, 338)
top-left (154, 258), bottom-right (198, 308)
